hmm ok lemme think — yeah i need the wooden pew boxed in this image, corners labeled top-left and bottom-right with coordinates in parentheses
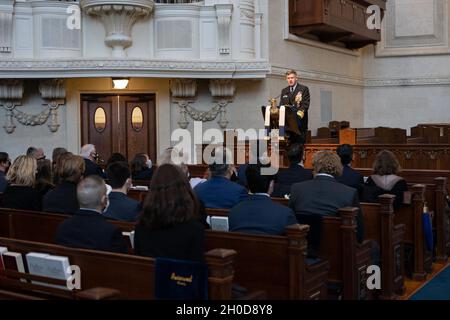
top-left (0, 209), bottom-right (328, 299)
top-left (0, 237), bottom-right (235, 300)
top-left (393, 185), bottom-right (432, 280)
top-left (274, 196), bottom-right (406, 299)
top-left (205, 225), bottom-right (329, 300)
top-left (206, 206), bottom-right (372, 300)
top-left (360, 195), bottom-right (405, 299)
top-left (355, 169), bottom-right (450, 262)
top-left (316, 208), bottom-right (373, 300)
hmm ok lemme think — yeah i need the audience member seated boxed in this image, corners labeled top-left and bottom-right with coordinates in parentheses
top-left (103, 162), bottom-right (142, 222)
top-left (134, 164), bottom-right (205, 262)
top-left (131, 153), bottom-right (153, 181)
top-left (55, 176), bottom-right (127, 253)
top-left (80, 144), bottom-right (105, 178)
top-left (194, 148), bottom-right (248, 209)
top-left (35, 158), bottom-right (55, 197)
top-left (272, 143), bottom-right (313, 197)
top-left (52, 151), bottom-right (73, 185)
top-left (159, 147), bottom-right (206, 189)
top-left (336, 144), bottom-right (364, 193)
top-left (289, 150), bottom-right (364, 243)
top-left (106, 153), bottom-right (127, 169)
top-left (229, 164), bottom-right (297, 235)
top-left (43, 155), bottom-right (85, 214)
top-left (1, 155), bottom-right (42, 211)
top-left (361, 150), bottom-right (408, 210)
top-left (52, 147), bottom-right (67, 168)
top-left (0, 152), bottom-right (10, 193)
top-left (26, 146), bottom-right (45, 160)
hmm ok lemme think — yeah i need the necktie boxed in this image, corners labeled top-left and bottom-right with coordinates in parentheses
top-left (290, 86), bottom-right (293, 93)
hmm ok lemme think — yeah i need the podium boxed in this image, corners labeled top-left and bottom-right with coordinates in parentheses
top-left (261, 102), bottom-right (301, 143)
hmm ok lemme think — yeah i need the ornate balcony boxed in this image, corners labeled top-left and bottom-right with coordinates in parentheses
top-left (0, 0), bottom-right (269, 79)
top-left (289, 0), bottom-right (386, 49)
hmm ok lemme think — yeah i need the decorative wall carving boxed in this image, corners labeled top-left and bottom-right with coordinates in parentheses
top-left (0, 79), bottom-right (66, 134)
top-left (215, 4), bottom-right (233, 55)
top-left (171, 79), bottom-right (235, 129)
top-left (170, 79), bottom-right (197, 129)
top-left (39, 79), bottom-right (67, 132)
top-left (0, 80), bottom-right (24, 134)
top-left (0, 59), bottom-right (270, 78)
top-left (209, 79), bottom-right (236, 128)
top-left (81, 0), bottom-right (154, 58)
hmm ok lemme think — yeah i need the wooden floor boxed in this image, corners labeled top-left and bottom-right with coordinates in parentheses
top-left (399, 261), bottom-right (449, 300)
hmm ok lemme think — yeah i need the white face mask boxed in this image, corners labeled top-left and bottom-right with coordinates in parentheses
top-left (146, 159), bottom-right (153, 169)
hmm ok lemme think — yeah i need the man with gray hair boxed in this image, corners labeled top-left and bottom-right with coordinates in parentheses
top-left (194, 147), bottom-right (248, 209)
top-left (26, 146), bottom-right (45, 160)
top-left (289, 150), bottom-right (364, 243)
top-left (80, 144), bottom-right (104, 178)
top-left (55, 176), bottom-right (127, 253)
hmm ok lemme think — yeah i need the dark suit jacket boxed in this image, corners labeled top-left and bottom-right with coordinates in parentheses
top-left (289, 175), bottom-right (364, 243)
top-left (0, 171), bottom-right (7, 193)
top-left (134, 219), bottom-right (205, 262)
top-left (236, 164), bottom-right (249, 187)
top-left (336, 165), bottom-right (364, 192)
top-left (84, 158), bottom-right (105, 178)
top-left (194, 176), bottom-right (248, 209)
top-left (1, 185), bottom-right (42, 211)
top-left (103, 191), bottom-right (142, 222)
top-left (43, 181), bottom-right (79, 214)
top-left (279, 82), bottom-right (310, 133)
top-left (272, 164), bottom-right (313, 197)
top-left (132, 167), bottom-right (153, 181)
top-left (55, 209), bottom-right (128, 254)
top-left (229, 194), bottom-right (297, 235)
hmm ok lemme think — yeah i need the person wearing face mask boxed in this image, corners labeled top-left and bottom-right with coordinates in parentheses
top-left (0, 152), bottom-right (11, 193)
top-left (130, 153), bottom-right (153, 181)
top-left (80, 144), bottom-right (105, 178)
top-left (55, 175), bottom-right (128, 254)
top-left (103, 162), bottom-right (142, 222)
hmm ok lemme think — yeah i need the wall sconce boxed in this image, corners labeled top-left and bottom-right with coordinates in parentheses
top-left (112, 78), bottom-right (129, 90)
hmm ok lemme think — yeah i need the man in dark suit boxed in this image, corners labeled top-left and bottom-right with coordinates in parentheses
top-left (272, 143), bottom-right (313, 197)
top-left (103, 161), bottom-right (142, 222)
top-left (336, 144), bottom-right (364, 193)
top-left (279, 70), bottom-right (310, 144)
top-left (55, 175), bottom-right (128, 253)
top-left (80, 144), bottom-right (105, 178)
top-left (289, 150), bottom-right (364, 243)
top-left (229, 164), bottom-right (297, 235)
top-left (194, 148), bottom-right (248, 209)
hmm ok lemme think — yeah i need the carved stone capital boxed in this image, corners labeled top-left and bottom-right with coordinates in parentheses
top-left (81, 0), bottom-right (154, 58)
top-left (170, 79), bottom-right (197, 99)
top-left (39, 79), bottom-right (66, 100)
top-left (0, 79), bottom-right (24, 102)
top-left (209, 79), bottom-right (235, 99)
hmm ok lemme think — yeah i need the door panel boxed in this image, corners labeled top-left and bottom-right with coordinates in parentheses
top-left (81, 94), bottom-right (156, 163)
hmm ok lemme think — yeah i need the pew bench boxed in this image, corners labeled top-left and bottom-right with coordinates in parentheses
top-left (0, 237), bottom-right (236, 300)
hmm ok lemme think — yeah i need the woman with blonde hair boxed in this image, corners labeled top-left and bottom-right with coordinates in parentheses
top-left (1, 155), bottom-right (42, 211)
top-left (362, 150), bottom-right (407, 209)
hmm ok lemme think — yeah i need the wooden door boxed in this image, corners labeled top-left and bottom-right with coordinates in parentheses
top-left (81, 94), bottom-right (156, 163)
